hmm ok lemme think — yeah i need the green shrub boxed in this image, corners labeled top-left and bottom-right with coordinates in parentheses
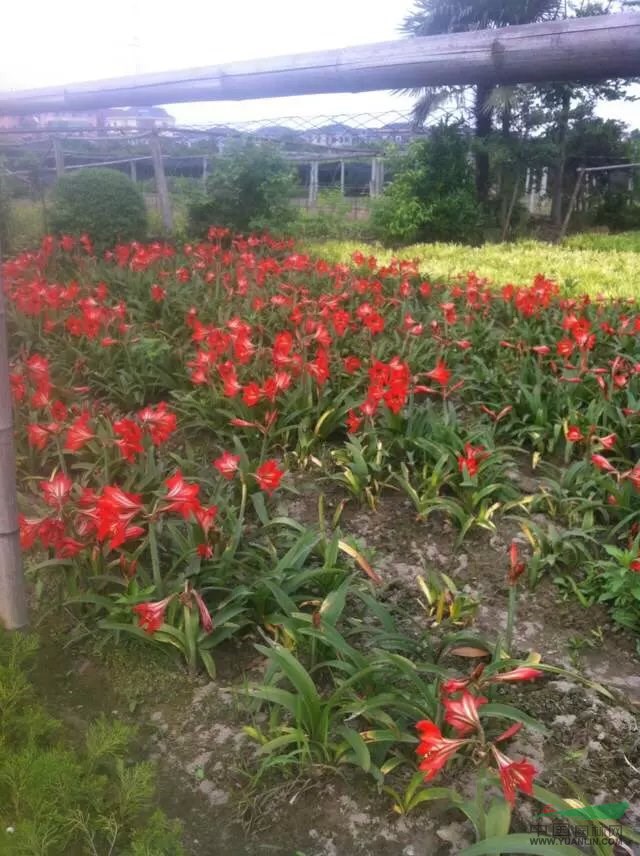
top-left (51, 168), bottom-right (148, 249)
top-left (0, 631), bottom-right (184, 855)
top-left (593, 192), bottom-right (640, 233)
top-left (188, 141), bottom-right (298, 235)
top-left (289, 190), bottom-right (370, 241)
top-left (371, 125), bottom-right (483, 246)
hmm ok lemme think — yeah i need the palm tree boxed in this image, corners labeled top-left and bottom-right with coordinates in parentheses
top-left (402, 0), bottom-right (562, 203)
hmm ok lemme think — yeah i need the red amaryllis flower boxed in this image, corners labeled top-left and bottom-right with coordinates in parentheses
top-left (598, 433), bottom-right (617, 450)
top-left (191, 588), bottom-right (214, 634)
top-left (507, 541), bottom-right (526, 585)
top-left (133, 594), bottom-right (175, 634)
top-left (113, 418), bottom-right (143, 462)
top-left (489, 666), bottom-right (543, 684)
top-left (150, 283), bottom-right (167, 302)
top-left (623, 465), bottom-right (640, 490)
top-left (96, 486), bottom-right (145, 550)
top-left (425, 360), bottom-right (451, 387)
top-left (27, 424), bottom-right (52, 450)
top-left (491, 746), bottom-right (537, 805)
top-left (630, 559), bottom-right (640, 572)
top-left (458, 443), bottom-right (488, 479)
top-left (565, 425), bottom-right (584, 443)
top-left (532, 345), bottom-right (551, 356)
top-left (64, 413), bottom-right (94, 452)
top-left (442, 689), bottom-right (487, 736)
top-left (194, 504), bottom-right (218, 536)
top-left (255, 460), bottom-right (284, 495)
top-left (162, 471), bottom-right (201, 519)
top-left (343, 356), bottom-right (362, 374)
top-left (415, 720), bottom-right (468, 781)
top-left (591, 453), bottom-right (616, 474)
top-left (40, 473), bottom-right (73, 510)
top-left (213, 451), bottom-right (240, 480)
top-left (137, 402), bottom-right (177, 446)
top-left (346, 410), bottom-right (362, 433)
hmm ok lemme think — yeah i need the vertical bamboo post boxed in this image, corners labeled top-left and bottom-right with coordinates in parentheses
top-left (308, 160), bottom-right (319, 208)
top-left (558, 168), bottom-right (585, 241)
top-left (129, 160), bottom-right (137, 183)
top-left (202, 155), bottom-right (208, 188)
top-left (52, 138), bottom-right (65, 178)
top-left (339, 160), bottom-right (345, 196)
top-left (149, 133), bottom-right (173, 234)
top-left (0, 244), bottom-right (28, 630)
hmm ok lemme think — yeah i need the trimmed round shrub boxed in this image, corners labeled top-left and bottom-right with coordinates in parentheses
top-left (50, 168), bottom-right (148, 249)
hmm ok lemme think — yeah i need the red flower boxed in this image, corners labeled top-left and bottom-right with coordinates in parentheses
top-left (27, 424), bottom-right (52, 451)
top-left (598, 433), bottom-right (617, 450)
top-left (442, 690), bottom-right (487, 735)
top-left (213, 451), bottom-right (240, 480)
top-left (507, 541), bottom-right (526, 585)
top-left (194, 504), bottom-right (218, 537)
top-left (630, 560), bottom-right (640, 572)
top-left (255, 460), bottom-right (284, 495)
top-left (415, 720), bottom-right (468, 781)
top-left (591, 453), bottom-right (616, 474)
top-left (491, 746), bottom-right (537, 805)
top-left (150, 283), bottom-right (167, 302)
top-left (532, 345), bottom-right (550, 356)
top-left (162, 471), bottom-right (201, 519)
top-left (137, 402), bottom-right (177, 446)
top-left (565, 425), bottom-right (584, 443)
top-left (113, 418), bottom-right (143, 462)
top-left (458, 443), bottom-right (488, 479)
top-left (192, 588), bottom-right (214, 634)
top-left (243, 383), bottom-right (262, 407)
top-left (64, 413), bottom-right (95, 452)
top-left (346, 410), bottom-right (362, 433)
top-left (40, 473), bottom-right (73, 510)
top-left (343, 356), bottom-right (362, 374)
top-left (95, 486), bottom-right (145, 550)
top-left (489, 666), bottom-right (542, 684)
top-left (133, 595), bottom-right (174, 634)
top-left (426, 360), bottom-right (451, 387)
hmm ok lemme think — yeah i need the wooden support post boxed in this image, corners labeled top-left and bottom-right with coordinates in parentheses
top-left (129, 160), bottom-right (137, 182)
top-left (0, 244), bottom-right (28, 630)
top-left (558, 168), bottom-right (585, 242)
top-left (149, 133), bottom-right (173, 234)
top-left (52, 138), bottom-right (65, 178)
top-left (308, 160), bottom-right (319, 208)
top-left (340, 160), bottom-right (345, 196)
top-left (202, 155), bottom-right (208, 188)
top-left (370, 158), bottom-right (384, 197)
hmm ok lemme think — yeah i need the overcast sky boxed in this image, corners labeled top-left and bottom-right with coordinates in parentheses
top-left (2, 0), bottom-right (639, 129)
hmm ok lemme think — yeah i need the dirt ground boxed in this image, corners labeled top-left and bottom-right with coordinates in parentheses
top-left (31, 484), bottom-right (640, 856)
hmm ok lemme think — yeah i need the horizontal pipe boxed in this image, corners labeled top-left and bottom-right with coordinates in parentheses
top-left (0, 14), bottom-right (639, 114)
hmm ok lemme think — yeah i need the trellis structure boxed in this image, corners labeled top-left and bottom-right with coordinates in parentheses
top-left (1, 12), bottom-right (640, 628)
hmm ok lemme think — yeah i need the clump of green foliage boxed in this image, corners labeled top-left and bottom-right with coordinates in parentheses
top-left (50, 168), bottom-right (148, 250)
top-left (371, 124), bottom-right (483, 246)
top-left (0, 631), bottom-right (184, 856)
top-left (188, 141), bottom-right (298, 235)
top-left (593, 192), bottom-right (640, 234)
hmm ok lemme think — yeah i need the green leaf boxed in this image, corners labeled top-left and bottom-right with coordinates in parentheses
top-left (479, 703), bottom-right (548, 734)
top-left (485, 799), bottom-right (512, 839)
top-left (337, 726), bottom-right (371, 772)
top-left (458, 834), bottom-right (585, 855)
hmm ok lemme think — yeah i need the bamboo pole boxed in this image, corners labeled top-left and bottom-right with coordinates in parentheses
top-left (558, 168), bottom-right (585, 241)
top-left (1, 14), bottom-right (638, 113)
top-left (52, 138), bottom-right (65, 178)
top-left (149, 133), bottom-right (173, 234)
top-left (0, 245), bottom-right (28, 630)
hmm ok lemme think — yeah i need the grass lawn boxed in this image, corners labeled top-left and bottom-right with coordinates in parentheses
top-left (306, 235), bottom-right (640, 299)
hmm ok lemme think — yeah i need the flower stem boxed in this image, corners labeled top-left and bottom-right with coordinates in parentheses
top-left (506, 585), bottom-right (517, 654)
top-left (148, 522), bottom-right (163, 596)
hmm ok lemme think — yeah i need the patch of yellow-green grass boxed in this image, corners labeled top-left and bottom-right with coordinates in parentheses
top-left (305, 238), bottom-right (640, 299)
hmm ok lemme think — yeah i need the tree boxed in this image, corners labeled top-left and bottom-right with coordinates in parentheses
top-left (402, 0), bottom-right (562, 203)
